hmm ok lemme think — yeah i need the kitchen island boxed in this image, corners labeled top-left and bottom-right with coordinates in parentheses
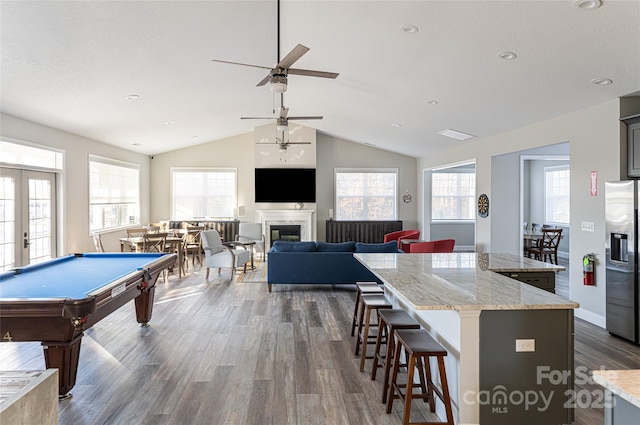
top-left (592, 369), bottom-right (640, 425)
top-left (355, 252), bottom-right (579, 425)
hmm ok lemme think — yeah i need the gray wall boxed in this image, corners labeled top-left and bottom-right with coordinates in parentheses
top-left (315, 133), bottom-right (417, 241)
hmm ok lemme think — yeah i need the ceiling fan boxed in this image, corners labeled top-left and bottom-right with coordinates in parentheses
top-left (211, 0), bottom-right (338, 93)
top-left (275, 130), bottom-right (311, 154)
top-left (242, 106), bottom-right (322, 132)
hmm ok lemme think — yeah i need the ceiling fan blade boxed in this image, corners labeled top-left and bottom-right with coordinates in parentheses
top-left (241, 117), bottom-right (274, 120)
top-left (256, 74), bottom-right (271, 87)
top-left (287, 68), bottom-right (339, 79)
top-left (287, 116), bottom-right (323, 120)
top-left (280, 107), bottom-right (289, 119)
top-left (211, 59), bottom-right (272, 71)
top-left (277, 44), bottom-right (310, 69)
top-left (286, 142), bottom-right (312, 145)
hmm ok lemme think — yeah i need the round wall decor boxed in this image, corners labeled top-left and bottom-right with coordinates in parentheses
top-left (477, 193), bottom-right (489, 218)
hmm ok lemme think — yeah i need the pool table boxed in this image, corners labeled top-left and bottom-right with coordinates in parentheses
top-left (0, 252), bottom-right (176, 398)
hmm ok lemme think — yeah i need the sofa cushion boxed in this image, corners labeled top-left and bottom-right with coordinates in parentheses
top-left (271, 241), bottom-right (317, 252)
top-left (315, 241), bottom-right (356, 252)
top-left (355, 241), bottom-right (401, 253)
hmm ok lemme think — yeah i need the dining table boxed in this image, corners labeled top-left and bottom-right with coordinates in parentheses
top-left (119, 236), bottom-right (185, 278)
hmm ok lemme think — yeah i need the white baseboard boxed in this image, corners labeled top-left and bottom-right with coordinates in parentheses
top-left (454, 245), bottom-right (475, 253)
top-left (575, 308), bottom-right (606, 329)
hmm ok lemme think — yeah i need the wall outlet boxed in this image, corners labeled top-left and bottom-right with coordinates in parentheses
top-left (581, 222), bottom-right (595, 232)
top-left (516, 338), bottom-right (535, 352)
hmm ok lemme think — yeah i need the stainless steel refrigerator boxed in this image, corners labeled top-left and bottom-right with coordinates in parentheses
top-left (605, 180), bottom-right (640, 344)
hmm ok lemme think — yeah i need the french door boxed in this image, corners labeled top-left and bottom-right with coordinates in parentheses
top-left (0, 168), bottom-right (57, 270)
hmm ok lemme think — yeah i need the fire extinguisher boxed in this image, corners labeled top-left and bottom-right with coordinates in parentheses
top-left (583, 253), bottom-right (596, 285)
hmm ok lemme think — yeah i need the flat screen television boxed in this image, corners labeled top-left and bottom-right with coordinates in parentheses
top-left (255, 168), bottom-right (316, 203)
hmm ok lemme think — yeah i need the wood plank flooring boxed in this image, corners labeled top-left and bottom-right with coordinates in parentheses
top-left (1, 261), bottom-right (639, 425)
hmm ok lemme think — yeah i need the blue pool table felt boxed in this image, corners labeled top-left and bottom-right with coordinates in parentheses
top-left (0, 253), bottom-right (166, 299)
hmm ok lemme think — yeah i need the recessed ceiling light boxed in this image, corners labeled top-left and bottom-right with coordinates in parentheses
top-left (125, 94), bottom-right (139, 100)
top-left (401, 25), bottom-right (419, 34)
top-left (426, 100), bottom-right (439, 105)
top-left (498, 51), bottom-right (517, 60)
top-left (364, 142), bottom-right (377, 147)
top-left (132, 143), bottom-right (141, 146)
top-left (191, 136), bottom-right (199, 139)
top-left (575, 0), bottom-right (602, 10)
top-left (438, 129), bottom-right (476, 141)
top-left (591, 78), bottom-right (613, 85)
top-left (391, 122), bottom-right (402, 128)
top-left (165, 121), bottom-right (176, 125)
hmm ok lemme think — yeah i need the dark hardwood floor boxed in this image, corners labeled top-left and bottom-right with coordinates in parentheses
top-left (1, 260), bottom-right (639, 425)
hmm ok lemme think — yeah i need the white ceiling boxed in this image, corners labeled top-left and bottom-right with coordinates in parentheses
top-left (1, 1), bottom-right (639, 158)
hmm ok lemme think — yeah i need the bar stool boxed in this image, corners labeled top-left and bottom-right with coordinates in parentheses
top-left (371, 309), bottom-right (421, 404)
top-left (350, 282), bottom-right (384, 336)
top-left (355, 295), bottom-right (392, 372)
top-left (387, 329), bottom-right (455, 425)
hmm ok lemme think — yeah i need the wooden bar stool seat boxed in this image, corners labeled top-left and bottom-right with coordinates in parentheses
top-left (355, 295), bottom-right (392, 372)
top-left (350, 282), bottom-right (384, 336)
top-left (371, 309), bottom-right (421, 404)
top-left (387, 329), bottom-right (455, 425)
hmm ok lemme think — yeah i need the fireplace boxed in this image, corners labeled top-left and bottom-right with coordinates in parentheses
top-left (270, 225), bottom-right (301, 246)
top-left (256, 209), bottom-right (316, 247)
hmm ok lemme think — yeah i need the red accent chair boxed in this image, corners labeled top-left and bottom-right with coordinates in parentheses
top-left (409, 239), bottom-right (455, 254)
top-left (383, 230), bottom-right (420, 253)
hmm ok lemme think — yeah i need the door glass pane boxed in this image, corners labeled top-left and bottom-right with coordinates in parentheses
top-left (0, 176), bottom-right (16, 271)
top-left (28, 177), bottom-right (52, 265)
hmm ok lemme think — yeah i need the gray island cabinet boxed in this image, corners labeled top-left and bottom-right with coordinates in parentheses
top-left (355, 252), bottom-right (579, 425)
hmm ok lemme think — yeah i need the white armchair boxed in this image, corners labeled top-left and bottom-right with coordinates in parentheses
top-left (236, 223), bottom-right (265, 261)
top-left (202, 229), bottom-right (251, 279)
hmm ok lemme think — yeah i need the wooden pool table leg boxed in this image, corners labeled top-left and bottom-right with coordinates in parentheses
top-left (42, 334), bottom-right (83, 398)
top-left (134, 286), bottom-right (156, 326)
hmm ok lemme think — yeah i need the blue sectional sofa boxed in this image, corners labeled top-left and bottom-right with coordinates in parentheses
top-left (266, 240), bottom-right (402, 292)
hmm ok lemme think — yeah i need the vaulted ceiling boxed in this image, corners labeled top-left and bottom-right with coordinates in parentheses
top-left (1, 1), bottom-right (639, 158)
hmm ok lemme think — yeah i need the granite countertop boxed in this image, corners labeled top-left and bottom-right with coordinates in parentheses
top-left (354, 252), bottom-right (579, 311)
top-left (592, 369), bottom-right (640, 408)
top-left (484, 252), bottom-right (565, 272)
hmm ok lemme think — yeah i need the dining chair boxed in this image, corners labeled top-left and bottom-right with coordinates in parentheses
top-left (201, 229), bottom-right (250, 279)
top-left (126, 227), bottom-right (148, 238)
top-left (528, 228), bottom-right (563, 264)
top-left (236, 223), bottom-right (265, 261)
top-left (182, 227), bottom-right (204, 268)
top-left (91, 233), bottom-right (105, 252)
top-left (142, 232), bottom-right (168, 253)
top-left (142, 232), bottom-right (169, 282)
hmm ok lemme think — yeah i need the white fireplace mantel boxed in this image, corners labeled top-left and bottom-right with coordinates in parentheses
top-left (256, 209), bottom-right (316, 247)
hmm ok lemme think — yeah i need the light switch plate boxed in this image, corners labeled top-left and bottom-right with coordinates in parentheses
top-left (516, 339), bottom-right (535, 352)
top-left (581, 222), bottom-right (595, 232)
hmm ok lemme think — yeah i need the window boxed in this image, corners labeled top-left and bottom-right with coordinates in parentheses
top-left (171, 168), bottom-right (237, 219)
top-left (1, 139), bottom-right (63, 170)
top-left (431, 166), bottom-right (475, 220)
top-left (335, 169), bottom-right (397, 220)
top-left (545, 165), bottom-right (570, 224)
top-left (89, 156), bottom-right (140, 231)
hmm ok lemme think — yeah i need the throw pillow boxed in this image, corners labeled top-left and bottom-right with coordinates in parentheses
top-left (354, 241), bottom-right (401, 253)
top-left (271, 241), bottom-right (317, 252)
top-left (315, 241), bottom-right (356, 252)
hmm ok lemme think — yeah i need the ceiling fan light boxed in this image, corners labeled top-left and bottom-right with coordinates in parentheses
top-left (269, 74), bottom-right (287, 93)
top-left (279, 147), bottom-right (288, 153)
top-left (276, 118), bottom-right (288, 132)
